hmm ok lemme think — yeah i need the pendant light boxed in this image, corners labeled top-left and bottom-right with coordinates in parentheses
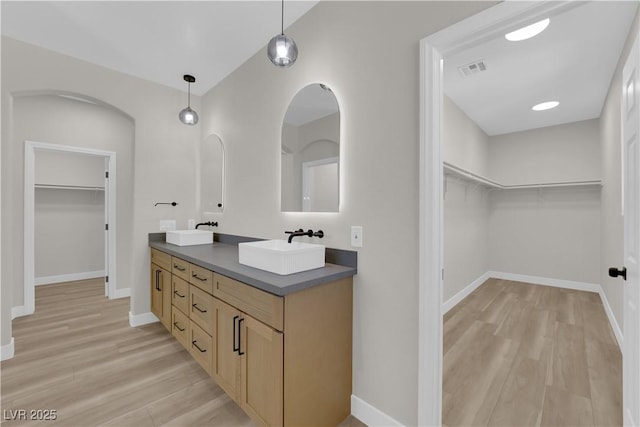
top-left (267, 0), bottom-right (298, 68)
top-left (178, 74), bottom-right (199, 125)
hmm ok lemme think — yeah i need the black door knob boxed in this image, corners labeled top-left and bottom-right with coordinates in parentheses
top-left (608, 267), bottom-right (627, 280)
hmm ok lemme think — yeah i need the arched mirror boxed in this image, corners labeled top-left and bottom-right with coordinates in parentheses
top-left (281, 83), bottom-right (340, 212)
top-left (200, 134), bottom-right (225, 213)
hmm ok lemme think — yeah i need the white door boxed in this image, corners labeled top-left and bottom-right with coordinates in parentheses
top-left (621, 34), bottom-right (640, 427)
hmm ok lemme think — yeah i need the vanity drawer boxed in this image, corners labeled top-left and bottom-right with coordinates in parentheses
top-left (172, 276), bottom-right (190, 314)
top-left (189, 263), bottom-right (214, 294)
top-left (171, 257), bottom-right (190, 281)
top-left (213, 273), bottom-right (284, 332)
top-left (151, 249), bottom-right (171, 272)
top-left (171, 307), bottom-right (190, 350)
top-left (190, 321), bottom-right (213, 375)
top-left (190, 285), bottom-right (216, 334)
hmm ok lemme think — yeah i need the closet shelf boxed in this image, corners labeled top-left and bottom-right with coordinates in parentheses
top-left (35, 184), bottom-right (105, 191)
top-left (443, 162), bottom-right (601, 190)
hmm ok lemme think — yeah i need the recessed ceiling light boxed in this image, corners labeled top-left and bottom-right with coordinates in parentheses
top-left (505, 18), bottom-right (550, 42)
top-left (532, 101), bottom-right (559, 111)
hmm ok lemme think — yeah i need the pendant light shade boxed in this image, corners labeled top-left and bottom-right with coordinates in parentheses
top-left (179, 74), bottom-right (198, 125)
top-left (267, 0), bottom-right (298, 68)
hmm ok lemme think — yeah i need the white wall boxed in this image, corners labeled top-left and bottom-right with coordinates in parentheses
top-left (600, 9), bottom-right (640, 333)
top-left (35, 188), bottom-right (104, 279)
top-left (442, 97), bottom-right (602, 298)
top-left (199, 2), bottom-right (495, 424)
top-left (443, 96), bottom-right (491, 302)
top-left (9, 94), bottom-right (132, 301)
top-left (488, 187), bottom-right (601, 284)
top-left (442, 95), bottom-right (490, 176)
top-left (488, 119), bottom-right (601, 185)
top-left (34, 143), bottom-right (107, 282)
top-left (1, 37), bottom-right (201, 352)
top-left (35, 150), bottom-right (105, 188)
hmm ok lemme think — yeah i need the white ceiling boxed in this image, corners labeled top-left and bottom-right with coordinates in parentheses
top-left (444, 1), bottom-right (638, 136)
top-left (1, 1), bottom-right (318, 96)
top-left (2, 1), bottom-right (637, 135)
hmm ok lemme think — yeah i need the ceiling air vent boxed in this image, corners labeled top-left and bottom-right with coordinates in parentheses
top-left (457, 60), bottom-right (487, 77)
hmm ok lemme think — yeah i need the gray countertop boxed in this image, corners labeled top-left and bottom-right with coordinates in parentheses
top-left (149, 241), bottom-right (357, 297)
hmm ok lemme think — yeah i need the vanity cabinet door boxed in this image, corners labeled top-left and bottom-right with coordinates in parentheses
top-left (240, 315), bottom-right (284, 427)
top-left (212, 299), bottom-right (241, 401)
top-left (151, 263), bottom-right (171, 331)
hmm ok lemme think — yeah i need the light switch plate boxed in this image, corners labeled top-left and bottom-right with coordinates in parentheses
top-left (351, 226), bottom-right (363, 248)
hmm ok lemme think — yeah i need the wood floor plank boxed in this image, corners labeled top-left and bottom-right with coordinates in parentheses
top-left (585, 337), bottom-right (622, 426)
top-left (547, 322), bottom-right (592, 398)
top-left (443, 279), bottom-right (621, 427)
top-left (540, 385), bottom-right (595, 427)
top-left (1, 278), bottom-right (362, 427)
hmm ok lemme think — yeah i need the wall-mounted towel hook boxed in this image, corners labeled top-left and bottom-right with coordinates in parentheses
top-left (154, 202), bottom-right (178, 207)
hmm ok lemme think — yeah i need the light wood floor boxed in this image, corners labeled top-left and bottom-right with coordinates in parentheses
top-left (1, 279), bottom-right (365, 427)
top-left (443, 278), bottom-right (622, 427)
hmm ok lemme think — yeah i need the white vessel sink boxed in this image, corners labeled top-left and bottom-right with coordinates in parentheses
top-left (166, 229), bottom-right (214, 246)
top-left (238, 240), bottom-right (325, 275)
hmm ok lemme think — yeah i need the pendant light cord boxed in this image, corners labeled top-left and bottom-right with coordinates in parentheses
top-left (281, 0), bottom-right (284, 35)
top-left (187, 82), bottom-right (191, 108)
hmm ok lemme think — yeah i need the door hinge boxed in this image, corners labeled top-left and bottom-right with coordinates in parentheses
top-left (105, 276), bottom-right (109, 283)
top-left (105, 224), bottom-right (109, 231)
top-left (105, 171), bottom-right (109, 178)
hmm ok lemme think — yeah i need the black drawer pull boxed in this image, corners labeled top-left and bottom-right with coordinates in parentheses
top-left (238, 318), bottom-right (245, 356)
top-left (192, 340), bottom-right (207, 353)
top-left (192, 273), bottom-right (208, 282)
top-left (174, 264), bottom-right (186, 271)
top-left (192, 303), bottom-right (207, 313)
top-left (233, 315), bottom-right (239, 353)
top-left (173, 322), bottom-right (185, 332)
top-left (173, 290), bottom-right (186, 298)
top-left (155, 270), bottom-right (161, 291)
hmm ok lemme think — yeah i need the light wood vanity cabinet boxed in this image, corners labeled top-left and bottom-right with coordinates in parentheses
top-left (150, 250), bottom-right (171, 331)
top-left (151, 247), bottom-right (353, 427)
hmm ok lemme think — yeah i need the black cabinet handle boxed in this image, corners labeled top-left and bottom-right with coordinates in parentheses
top-left (192, 340), bottom-right (207, 353)
top-left (173, 290), bottom-right (186, 298)
top-left (609, 267), bottom-right (627, 281)
top-left (233, 315), bottom-right (240, 353)
top-left (192, 303), bottom-right (207, 313)
top-left (155, 270), bottom-right (161, 291)
top-left (174, 265), bottom-right (186, 271)
top-left (238, 318), bottom-right (245, 356)
top-left (192, 273), bottom-right (208, 282)
top-left (173, 322), bottom-right (185, 332)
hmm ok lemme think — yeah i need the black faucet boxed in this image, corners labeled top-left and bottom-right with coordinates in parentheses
top-left (285, 228), bottom-right (324, 243)
top-left (195, 221), bottom-right (218, 229)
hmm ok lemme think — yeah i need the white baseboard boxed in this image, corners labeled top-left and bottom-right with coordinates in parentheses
top-left (11, 305), bottom-right (26, 320)
top-left (35, 270), bottom-right (105, 286)
top-left (111, 287), bottom-right (131, 299)
top-left (129, 311), bottom-right (159, 327)
top-left (351, 395), bottom-right (403, 427)
top-left (1, 337), bottom-right (15, 361)
top-left (442, 271), bottom-right (491, 314)
top-left (597, 287), bottom-right (623, 349)
top-left (489, 271), bottom-right (600, 293)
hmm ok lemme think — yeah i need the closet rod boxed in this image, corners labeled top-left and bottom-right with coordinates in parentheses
top-left (442, 162), bottom-right (602, 190)
top-left (35, 184), bottom-right (105, 191)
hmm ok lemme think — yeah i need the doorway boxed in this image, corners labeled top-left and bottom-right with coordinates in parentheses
top-left (23, 141), bottom-right (116, 316)
top-left (418, 1), bottom-right (637, 424)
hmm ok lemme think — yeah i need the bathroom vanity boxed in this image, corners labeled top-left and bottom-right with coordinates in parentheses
top-left (149, 237), bottom-right (356, 427)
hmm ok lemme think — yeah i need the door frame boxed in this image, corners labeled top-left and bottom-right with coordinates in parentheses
top-left (301, 156), bottom-right (338, 212)
top-left (23, 140), bottom-right (117, 316)
top-left (417, 1), bottom-right (581, 423)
